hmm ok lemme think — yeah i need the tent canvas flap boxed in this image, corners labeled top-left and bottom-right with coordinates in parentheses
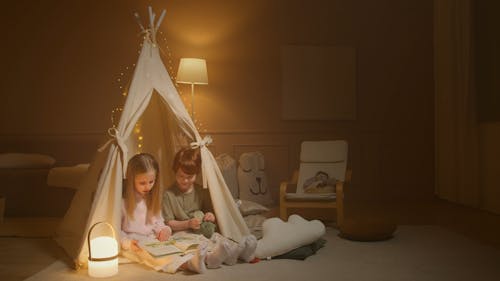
top-left (55, 8), bottom-right (249, 268)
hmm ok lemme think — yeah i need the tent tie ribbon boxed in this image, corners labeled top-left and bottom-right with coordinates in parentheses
top-left (98, 127), bottom-right (129, 178)
top-left (190, 135), bottom-right (212, 149)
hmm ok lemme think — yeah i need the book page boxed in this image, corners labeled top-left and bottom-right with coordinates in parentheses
top-left (138, 233), bottom-right (202, 257)
top-left (139, 239), bottom-right (183, 257)
top-left (172, 236), bottom-right (200, 252)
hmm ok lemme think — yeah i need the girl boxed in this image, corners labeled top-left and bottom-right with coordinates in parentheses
top-left (163, 147), bottom-right (257, 268)
top-left (121, 153), bottom-right (207, 274)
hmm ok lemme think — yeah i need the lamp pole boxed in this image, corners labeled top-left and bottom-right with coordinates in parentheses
top-left (191, 83), bottom-right (195, 118)
top-left (176, 58), bottom-right (208, 121)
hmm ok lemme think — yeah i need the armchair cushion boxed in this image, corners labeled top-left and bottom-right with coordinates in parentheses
top-left (296, 140), bottom-right (347, 195)
top-left (284, 192), bottom-right (336, 201)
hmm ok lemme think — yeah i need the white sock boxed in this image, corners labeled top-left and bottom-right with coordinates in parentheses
top-left (206, 239), bottom-right (230, 269)
top-left (223, 238), bottom-right (243, 266)
top-left (185, 243), bottom-right (208, 274)
top-left (239, 235), bottom-right (257, 262)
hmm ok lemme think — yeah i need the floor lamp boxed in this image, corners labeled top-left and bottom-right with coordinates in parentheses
top-left (176, 58), bottom-right (208, 119)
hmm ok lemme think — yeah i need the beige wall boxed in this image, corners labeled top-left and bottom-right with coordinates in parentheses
top-left (0, 0), bottom-right (435, 211)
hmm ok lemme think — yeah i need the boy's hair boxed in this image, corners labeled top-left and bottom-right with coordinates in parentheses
top-left (172, 147), bottom-right (201, 175)
top-left (124, 153), bottom-right (162, 221)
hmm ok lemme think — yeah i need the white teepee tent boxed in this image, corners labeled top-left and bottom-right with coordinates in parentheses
top-left (55, 8), bottom-right (249, 268)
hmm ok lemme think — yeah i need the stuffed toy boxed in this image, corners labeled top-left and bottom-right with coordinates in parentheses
top-left (237, 151), bottom-right (273, 206)
top-left (192, 210), bottom-right (217, 239)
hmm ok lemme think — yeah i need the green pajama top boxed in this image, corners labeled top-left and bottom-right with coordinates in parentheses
top-left (162, 183), bottom-right (213, 223)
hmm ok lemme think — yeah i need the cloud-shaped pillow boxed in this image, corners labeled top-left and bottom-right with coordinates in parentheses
top-left (255, 214), bottom-right (325, 259)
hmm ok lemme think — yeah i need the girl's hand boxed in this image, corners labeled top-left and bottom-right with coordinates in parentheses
top-left (203, 212), bottom-right (215, 222)
top-left (130, 239), bottom-right (140, 252)
top-left (188, 218), bottom-right (201, 230)
top-left (157, 227), bottom-right (172, 241)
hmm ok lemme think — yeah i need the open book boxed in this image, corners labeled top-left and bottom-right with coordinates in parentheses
top-left (138, 233), bottom-right (201, 257)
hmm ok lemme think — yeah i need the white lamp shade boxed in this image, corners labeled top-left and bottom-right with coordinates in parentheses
top-left (176, 58), bottom-right (208, 85)
top-left (88, 236), bottom-right (118, 278)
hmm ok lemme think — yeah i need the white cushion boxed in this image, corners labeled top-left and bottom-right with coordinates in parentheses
top-left (255, 214), bottom-right (325, 258)
top-left (0, 153), bottom-right (56, 169)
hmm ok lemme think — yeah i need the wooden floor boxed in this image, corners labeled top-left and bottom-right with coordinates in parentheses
top-left (1, 199), bottom-right (499, 281)
top-left (0, 218), bottom-right (68, 281)
top-left (0, 237), bottom-right (68, 281)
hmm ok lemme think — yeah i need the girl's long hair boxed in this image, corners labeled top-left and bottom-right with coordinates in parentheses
top-left (124, 153), bottom-right (162, 222)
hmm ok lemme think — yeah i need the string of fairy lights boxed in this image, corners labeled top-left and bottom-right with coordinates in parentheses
top-left (110, 30), bottom-right (207, 153)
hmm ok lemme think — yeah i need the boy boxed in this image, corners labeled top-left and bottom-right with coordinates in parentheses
top-left (162, 147), bottom-right (257, 267)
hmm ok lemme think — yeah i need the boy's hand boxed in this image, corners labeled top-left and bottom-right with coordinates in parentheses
top-left (157, 227), bottom-right (172, 241)
top-left (203, 212), bottom-right (215, 222)
top-left (188, 218), bottom-right (201, 230)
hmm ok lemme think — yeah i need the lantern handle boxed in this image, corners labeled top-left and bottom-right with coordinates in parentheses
top-left (87, 221), bottom-right (119, 262)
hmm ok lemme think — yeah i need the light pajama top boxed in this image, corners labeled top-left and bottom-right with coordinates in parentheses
top-left (120, 192), bottom-right (169, 250)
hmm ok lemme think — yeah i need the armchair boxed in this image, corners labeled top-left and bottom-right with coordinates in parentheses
top-left (279, 140), bottom-right (351, 226)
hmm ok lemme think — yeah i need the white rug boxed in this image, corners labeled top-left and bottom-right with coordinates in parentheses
top-left (25, 226), bottom-right (500, 281)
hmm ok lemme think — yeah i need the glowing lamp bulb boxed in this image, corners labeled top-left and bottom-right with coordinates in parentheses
top-left (87, 223), bottom-right (119, 278)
